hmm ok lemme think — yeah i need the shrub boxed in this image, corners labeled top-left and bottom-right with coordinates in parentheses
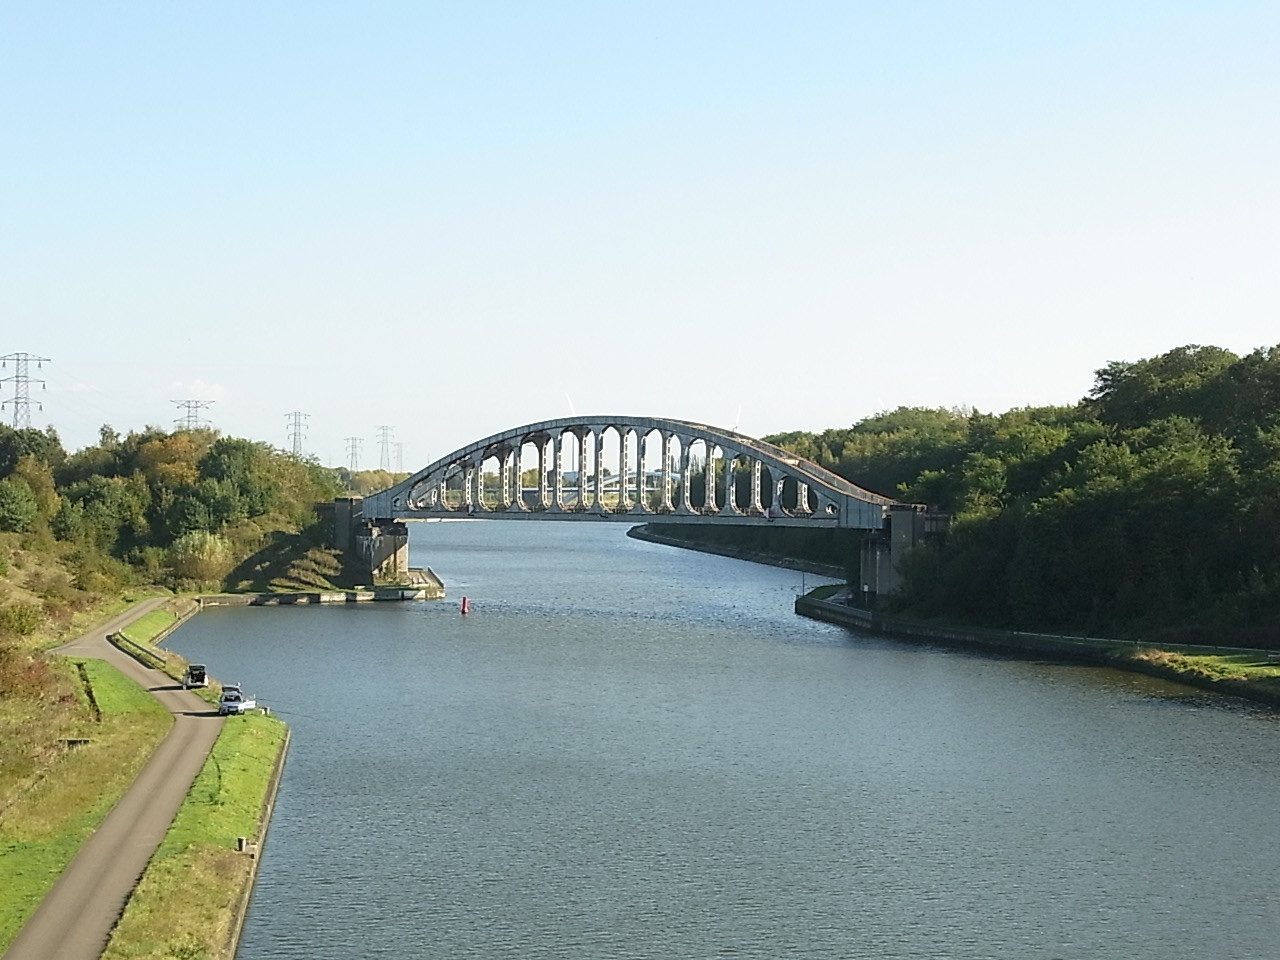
top-left (0, 601), bottom-right (42, 636)
top-left (168, 530), bottom-right (234, 584)
top-left (0, 476), bottom-right (38, 532)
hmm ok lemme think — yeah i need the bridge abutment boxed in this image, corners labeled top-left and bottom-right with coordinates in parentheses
top-left (336, 496), bottom-right (413, 584)
top-left (358, 520), bottom-right (410, 583)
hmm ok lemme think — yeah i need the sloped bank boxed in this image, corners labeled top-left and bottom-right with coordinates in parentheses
top-left (795, 593), bottom-right (1280, 711)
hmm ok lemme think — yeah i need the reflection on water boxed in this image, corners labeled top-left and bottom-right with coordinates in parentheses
top-left (169, 522), bottom-right (1280, 960)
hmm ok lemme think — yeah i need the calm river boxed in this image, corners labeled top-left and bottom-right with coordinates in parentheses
top-left (169, 521), bottom-right (1280, 959)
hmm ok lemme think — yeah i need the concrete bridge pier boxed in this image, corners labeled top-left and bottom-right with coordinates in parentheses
top-left (358, 520), bottom-right (410, 583)
top-left (335, 496), bottom-right (410, 583)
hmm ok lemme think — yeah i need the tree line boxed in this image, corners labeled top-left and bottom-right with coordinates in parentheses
top-left (0, 424), bottom-right (401, 595)
top-left (4, 342), bottom-right (1277, 643)
top-left (764, 344), bottom-right (1280, 645)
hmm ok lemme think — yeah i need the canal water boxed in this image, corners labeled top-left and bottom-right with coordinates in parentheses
top-left (169, 521), bottom-right (1280, 960)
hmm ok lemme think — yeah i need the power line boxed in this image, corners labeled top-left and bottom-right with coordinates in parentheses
top-left (376, 425), bottom-right (394, 470)
top-left (0, 353), bottom-right (50, 429)
top-left (285, 411), bottom-right (310, 457)
top-left (394, 442), bottom-right (404, 472)
top-left (172, 399), bottom-right (214, 431)
top-left (345, 436), bottom-right (364, 472)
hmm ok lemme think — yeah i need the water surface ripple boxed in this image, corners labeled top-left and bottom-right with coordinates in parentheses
top-left (169, 522), bottom-right (1280, 959)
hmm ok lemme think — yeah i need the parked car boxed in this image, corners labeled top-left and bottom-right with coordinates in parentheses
top-left (217, 684), bottom-right (257, 716)
top-left (182, 664), bottom-right (209, 689)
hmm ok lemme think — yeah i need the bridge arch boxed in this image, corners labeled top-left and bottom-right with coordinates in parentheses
top-left (359, 416), bottom-right (896, 530)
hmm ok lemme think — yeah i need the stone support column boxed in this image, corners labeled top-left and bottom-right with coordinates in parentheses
top-left (677, 436), bottom-right (695, 514)
top-left (704, 443), bottom-right (716, 513)
top-left (592, 426), bottom-right (607, 512)
top-left (618, 427), bottom-right (631, 511)
top-left (751, 460), bottom-right (763, 513)
top-left (720, 450), bottom-right (739, 515)
top-left (499, 447), bottom-right (513, 509)
top-left (665, 435), bottom-right (675, 514)
top-left (510, 446), bottom-right (526, 510)
top-left (553, 433), bottom-right (567, 510)
top-left (633, 431), bottom-right (650, 513)
top-left (538, 439), bottom-right (550, 508)
top-left (463, 464), bottom-right (476, 511)
top-left (576, 431), bottom-right (589, 510)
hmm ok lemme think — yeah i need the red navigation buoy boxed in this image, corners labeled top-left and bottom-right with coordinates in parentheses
top-left (460, 596), bottom-right (471, 615)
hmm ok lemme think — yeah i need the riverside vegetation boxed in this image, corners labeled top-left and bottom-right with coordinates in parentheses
top-left (0, 427), bottom-right (403, 955)
top-left (100, 712), bottom-right (288, 960)
top-left (661, 344), bottom-right (1280, 696)
top-left (4, 343), bottom-right (1280, 949)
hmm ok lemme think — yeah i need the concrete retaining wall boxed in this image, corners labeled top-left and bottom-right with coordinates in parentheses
top-left (224, 727), bottom-right (291, 960)
top-left (198, 587), bottom-right (439, 607)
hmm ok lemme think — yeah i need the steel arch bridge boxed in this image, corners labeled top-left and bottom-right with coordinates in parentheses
top-left (360, 416), bottom-right (896, 529)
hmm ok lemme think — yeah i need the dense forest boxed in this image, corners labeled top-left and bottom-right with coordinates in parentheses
top-left (0, 425), bottom-right (417, 650)
top-left (762, 344), bottom-right (1280, 644)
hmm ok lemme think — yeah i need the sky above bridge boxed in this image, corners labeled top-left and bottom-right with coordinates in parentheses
top-left (2, 2), bottom-right (1277, 465)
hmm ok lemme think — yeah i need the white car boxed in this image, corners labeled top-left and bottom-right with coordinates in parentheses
top-left (217, 684), bottom-right (257, 716)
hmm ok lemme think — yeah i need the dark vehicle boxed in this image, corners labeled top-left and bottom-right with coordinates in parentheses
top-left (183, 664), bottom-right (209, 689)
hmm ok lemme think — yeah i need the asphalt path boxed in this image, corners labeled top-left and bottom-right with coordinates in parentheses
top-left (4, 599), bottom-right (225, 960)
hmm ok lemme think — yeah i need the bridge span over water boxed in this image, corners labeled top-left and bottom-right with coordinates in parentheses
top-left (358, 415), bottom-right (898, 530)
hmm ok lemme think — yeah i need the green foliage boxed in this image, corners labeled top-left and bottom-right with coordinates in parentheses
top-left (768, 406), bottom-right (978, 501)
top-left (1086, 344), bottom-right (1237, 429)
top-left (0, 425), bottom-right (65, 477)
top-left (874, 345), bottom-right (1280, 639)
top-left (337, 468), bottom-right (409, 496)
top-left (168, 530), bottom-right (234, 584)
top-left (31, 425), bottom-right (348, 590)
top-left (757, 343), bottom-right (1280, 641)
top-left (0, 601), bottom-right (41, 636)
top-left (0, 477), bottom-right (38, 532)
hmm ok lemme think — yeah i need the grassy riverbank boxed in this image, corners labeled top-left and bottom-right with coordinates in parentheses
top-left (1126, 647), bottom-right (1280, 701)
top-left (109, 599), bottom-right (200, 686)
top-left (101, 712), bottom-right (289, 960)
top-left (0, 657), bottom-right (172, 953)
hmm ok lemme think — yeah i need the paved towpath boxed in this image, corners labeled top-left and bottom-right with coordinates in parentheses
top-left (3, 600), bottom-right (225, 960)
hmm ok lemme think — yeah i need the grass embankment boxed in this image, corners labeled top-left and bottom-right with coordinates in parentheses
top-left (110, 602), bottom-right (198, 685)
top-left (223, 526), bottom-right (359, 593)
top-left (0, 658), bottom-right (172, 953)
top-left (102, 713), bottom-right (288, 960)
top-left (1128, 648), bottom-right (1280, 698)
top-left (806, 584), bottom-right (844, 601)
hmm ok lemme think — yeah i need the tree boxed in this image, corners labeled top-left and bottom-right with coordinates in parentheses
top-left (0, 425), bottom-right (65, 477)
top-left (1086, 344), bottom-right (1237, 429)
top-left (168, 530), bottom-right (234, 584)
top-left (0, 477), bottom-right (38, 532)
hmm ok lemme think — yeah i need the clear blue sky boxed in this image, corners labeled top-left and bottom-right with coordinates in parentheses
top-left (2, 2), bottom-right (1277, 466)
